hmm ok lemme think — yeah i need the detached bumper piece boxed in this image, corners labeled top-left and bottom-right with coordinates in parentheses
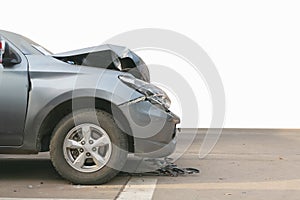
top-left (121, 157), bottom-right (200, 177)
top-left (147, 164), bottom-right (200, 177)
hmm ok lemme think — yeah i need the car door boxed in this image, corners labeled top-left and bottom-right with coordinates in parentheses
top-left (0, 38), bottom-right (29, 146)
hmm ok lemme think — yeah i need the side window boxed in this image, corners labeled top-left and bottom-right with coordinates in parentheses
top-left (2, 42), bottom-right (21, 67)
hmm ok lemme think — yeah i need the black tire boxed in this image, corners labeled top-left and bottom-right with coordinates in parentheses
top-left (50, 109), bottom-right (128, 185)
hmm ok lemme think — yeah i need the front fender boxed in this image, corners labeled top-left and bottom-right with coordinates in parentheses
top-left (22, 55), bottom-right (143, 152)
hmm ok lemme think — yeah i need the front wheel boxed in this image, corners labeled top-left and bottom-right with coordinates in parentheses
top-left (50, 109), bottom-right (128, 184)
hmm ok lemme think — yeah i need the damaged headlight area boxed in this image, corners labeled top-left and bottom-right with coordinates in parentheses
top-left (119, 75), bottom-right (171, 110)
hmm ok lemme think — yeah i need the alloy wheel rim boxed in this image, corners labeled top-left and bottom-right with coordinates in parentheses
top-left (63, 123), bottom-right (112, 173)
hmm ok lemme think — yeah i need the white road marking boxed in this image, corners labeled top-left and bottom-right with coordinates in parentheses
top-left (0, 178), bottom-right (158, 200)
top-left (0, 199), bottom-right (111, 200)
top-left (116, 177), bottom-right (158, 200)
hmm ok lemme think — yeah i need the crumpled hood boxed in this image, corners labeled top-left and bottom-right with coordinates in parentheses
top-left (51, 44), bottom-right (150, 82)
top-left (52, 44), bottom-right (129, 58)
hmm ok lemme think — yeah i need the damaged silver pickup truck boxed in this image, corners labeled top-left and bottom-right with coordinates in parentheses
top-left (0, 30), bottom-right (180, 184)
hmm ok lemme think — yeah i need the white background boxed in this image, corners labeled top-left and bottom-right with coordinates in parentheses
top-left (1, 0), bottom-right (300, 128)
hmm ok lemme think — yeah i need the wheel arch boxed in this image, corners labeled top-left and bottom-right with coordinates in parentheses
top-left (38, 97), bottom-right (134, 153)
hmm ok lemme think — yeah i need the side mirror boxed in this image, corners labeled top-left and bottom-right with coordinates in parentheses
top-left (2, 57), bottom-right (21, 66)
top-left (0, 38), bottom-right (5, 65)
top-left (0, 38), bottom-right (21, 67)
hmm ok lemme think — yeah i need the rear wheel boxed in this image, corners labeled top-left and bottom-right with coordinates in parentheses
top-left (50, 109), bottom-right (128, 184)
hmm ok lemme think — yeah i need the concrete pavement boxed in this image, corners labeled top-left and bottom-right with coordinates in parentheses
top-left (0, 129), bottom-right (300, 200)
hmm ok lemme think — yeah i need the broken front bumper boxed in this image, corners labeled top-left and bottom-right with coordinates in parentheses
top-left (119, 100), bottom-right (180, 158)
